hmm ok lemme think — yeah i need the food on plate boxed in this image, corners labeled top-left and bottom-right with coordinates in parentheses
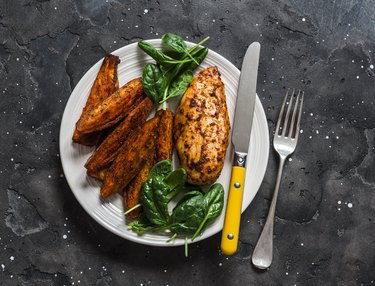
top-left (124, 155), bottom-right (154, 218)
top-left (155, 108), bottom-right (174, 162)
top-left (85, 97), bottom-right (153, 175)
top-left (124, 108), bottom-right (173, 219)
top-left (76, 78), bottom-right (145, 134)
top-left (124, 36), bottom-right (227, 253)
top-left (100, 116), bottom-right (160, 198)
top-left (173, 66), bottom-right (230, 185)
top-left (73, 54), bottom-right (120, 146)
top-left (70, 34), bottom-right (229, 253)
top-left (139, 34), bottom-right (209, 106)
top-left (89, 168), bottom-right (108, 181)
top-left (129, 160), bottom-right (224, 252)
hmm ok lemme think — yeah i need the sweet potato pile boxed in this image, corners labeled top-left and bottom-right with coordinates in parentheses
top-left (73, 54), bottom-right (173, 218)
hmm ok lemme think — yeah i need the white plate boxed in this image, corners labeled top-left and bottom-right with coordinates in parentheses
top-left (59, 40), bottom-right (269, 247)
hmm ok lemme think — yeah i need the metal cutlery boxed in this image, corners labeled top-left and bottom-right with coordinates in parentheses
top-left (220, 42), bottom-right (261, 255)
top-left (252, 88), bottom-right (304, 269)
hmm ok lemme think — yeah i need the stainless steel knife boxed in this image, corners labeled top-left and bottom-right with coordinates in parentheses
top-left (221, 42), bottom-right (261, 255)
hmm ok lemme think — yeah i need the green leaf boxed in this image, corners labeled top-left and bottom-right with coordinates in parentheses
top-left (164, 168), bottom-right (187, 201)
top-left (138, 41), bottom-right (193, 65)
top-left (160, 47), bottom-right (207, 103)
top-left (162, 33), bottom-right (187, 53)
top-left (185, 237), bottom-right (189, 257)
top-left (186, 36), bottom-right (210, 54)
top-left (182, 47), bottom-right (208, 72)
top-left (139, 38), bottom-right (209, 105)
top-left (162, 33), bottom-right (199, 65)
top-left (142, 63), bottom-right (165, 103)
top-left (164, 47), bottom-right (208, 83)
top-left (148, 160), bottom-right (172, 179)
top-left (153, 183), bottom-right (170, 220)
top-left (202, 183), bottom-right (225, 221)
top-left (129, 213), bottom-right (154, 234)
top-left (174, 190), bottom-right (203, 209)
top-left (192, 183), bottom-right (225, 240)
top-left (140, 177), bottom-right (170, 226)
top-left (162, 70), bottom-right (193, 102)
top-left (169, 192), bottom-right (205, 235)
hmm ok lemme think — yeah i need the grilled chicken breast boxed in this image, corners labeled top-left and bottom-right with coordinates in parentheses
top-left (173, 66), bottom-right (230, 185)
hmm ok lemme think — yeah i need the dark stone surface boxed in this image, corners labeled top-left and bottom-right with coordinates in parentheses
top-left (0, 0), bottom-right (374, 285)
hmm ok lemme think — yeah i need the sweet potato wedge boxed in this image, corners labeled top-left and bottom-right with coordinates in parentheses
top-left (156, 108), bottom-right (174, 161)
top-left (85, 97), bottom-right (153, 174)
top-left (124, 154), bottom-right (154, 218)
top-left (76, 78), bottom-right (145, 134)
top-left (88, 168), bottom-right (108, 181)
top-left (73, 54), bottom-right (120, 146)
top-left (100, 116), bottom-right (160, 198)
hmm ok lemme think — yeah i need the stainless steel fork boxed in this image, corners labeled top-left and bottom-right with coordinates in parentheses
top-left (252, 89), bottom-right (304, 269)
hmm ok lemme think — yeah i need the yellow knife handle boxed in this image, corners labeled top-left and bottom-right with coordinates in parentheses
top-left (221, 165), bottom-right (246, 255)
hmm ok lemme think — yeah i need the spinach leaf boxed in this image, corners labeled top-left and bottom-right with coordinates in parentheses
top-left (192, 183), bottom-right (224, 240)
top-left (182, 47), bottom-right (208, 72)
top-left (128, 213), bottom-right (155, 234)
top-left (160, 47), bottom-right (208, 102)
top-left (139, 161), bottom-right (188, 227)
top-left (164, 168), bottom-right (187, 201)
top-left (163, 47), bottom-right (208, 84)
top-left (142, 63), bottom-right (165, 103)
top-left (162, 33), bottom-right (199, 65)
top-left (148, 160), bottom-right (172, 179)
top-left (138, 41), bottom-right (192, 65)
top-left (169, 192), bottom-right (205, 235)
top-left (140, 177), bottom-right (170, 226)
top-left (162, 33), bottom-right (187, 53)
top-left (128, 156), bottom-right (224, 249)
top-left (202, 183), bottom-right (225, 220)
top-left (173, 190), bottom-right (203, 209)
top-left (186, 36), bottom-right (210, 54)
top-left (161, 70), bottom-right (193, 103)
top-left (139, 36), bottom-right (209, 106)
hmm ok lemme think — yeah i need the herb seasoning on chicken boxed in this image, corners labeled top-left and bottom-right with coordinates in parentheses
top-left (173, 66), bottom-right (230, 185)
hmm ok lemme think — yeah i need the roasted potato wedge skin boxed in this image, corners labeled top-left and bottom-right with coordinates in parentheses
top-left (72, 131), bottom-right (102, 147)
top-left (88, 168), bottom-right (108, 181)
top-left (100, 116), bottom-right (160, 198)
top-left (124, 155), bottom-right (154, 218)
top-left (73, 54), bottom-right (120, 145)
top-left (85, 97), bottom-right (153, 174)
top-left (156, 108), bottom-right (174, 162)
top-left (76, 78), bottom-right (145, 134)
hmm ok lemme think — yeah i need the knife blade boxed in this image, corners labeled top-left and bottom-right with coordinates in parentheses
top-left (220, 42), bottom-right (260, 255)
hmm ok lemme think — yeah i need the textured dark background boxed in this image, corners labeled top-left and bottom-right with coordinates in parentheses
top-left (1, 0), bottom-right (374, 285)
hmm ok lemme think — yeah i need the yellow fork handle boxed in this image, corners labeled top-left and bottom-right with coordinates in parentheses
top-left (221, 166), bottom-right (246, 255)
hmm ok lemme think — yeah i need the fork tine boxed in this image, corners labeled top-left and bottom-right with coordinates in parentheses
top-left (275, 89), bottom-right (289, 136)
top-left (288, 90), bottom-right (301, 138)
top-left (281, 88), bottom-right (295, 137)
top-left (293, 91), bottom-right (304, 141)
